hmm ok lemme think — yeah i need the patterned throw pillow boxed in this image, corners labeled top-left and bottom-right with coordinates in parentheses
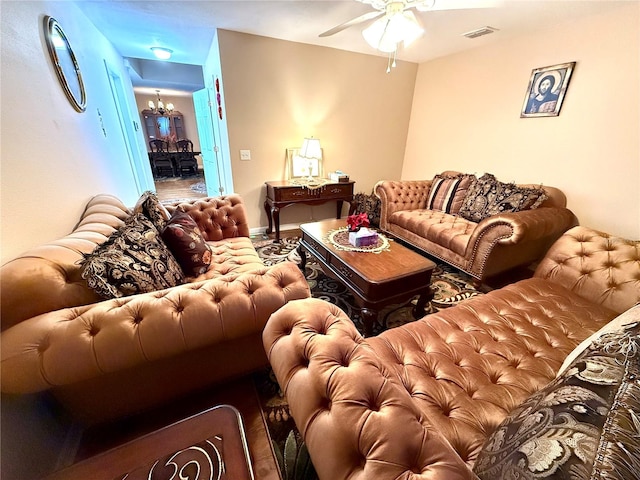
top-left (80, 214), bottom-right (185, 299)
top-left (486, 183), bottom-right (547, 217)
top-left (473, 306), bottom-right (640, 480)
top-left (458, 173), bottom-right (499, 222)
top-left (426, 174), bottom-right (475, 214)
top-left (161, 210), bottom-right (212, 277)
top-left (353, 192), bottom-right (381, 227)
top-left (459, 174), bottom-right (547, 222)
top-left (133, 191), bottom-right (171, 231)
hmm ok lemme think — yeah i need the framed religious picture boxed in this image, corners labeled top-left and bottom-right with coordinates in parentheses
top-left (521, 62), bottom-right (575, 118)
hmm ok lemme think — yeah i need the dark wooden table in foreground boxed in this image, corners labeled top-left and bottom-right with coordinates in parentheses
top-left (299, 219), bottom-right (436, 336)
top-left (44, 376), bottom-right (281, 480)
top-left (46, 405), bottom-right (254, 480)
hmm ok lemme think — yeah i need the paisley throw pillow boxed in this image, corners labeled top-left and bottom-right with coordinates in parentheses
top-left (133, 190), bottom-right (171, 231)
top-left (473, 306), bottom-right (640, 480)
top-left (458, 173), bottom-right (499, 222)
top-left (353, 192), bottom-right (381, 227)
top-left (459, 174), bottom-right (547, 222)
top-left (80, 214), bottom-right (185, 299)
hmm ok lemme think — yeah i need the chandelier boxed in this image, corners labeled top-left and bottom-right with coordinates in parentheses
top-left (148, 90), bottom-right (174, 115)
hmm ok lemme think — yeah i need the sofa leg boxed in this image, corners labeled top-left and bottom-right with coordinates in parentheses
top-left (473, 278), bottom-right (495, 293)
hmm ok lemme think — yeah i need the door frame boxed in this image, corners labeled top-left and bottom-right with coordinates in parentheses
top-left (104, 60), bottom-right (155, 194)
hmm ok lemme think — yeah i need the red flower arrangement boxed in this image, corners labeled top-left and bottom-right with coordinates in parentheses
top-left (347, 213), bottom-right (370, 232)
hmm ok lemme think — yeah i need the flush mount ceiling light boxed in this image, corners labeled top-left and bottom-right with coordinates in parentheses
top-left (150, 47), bottom-right (173, 60)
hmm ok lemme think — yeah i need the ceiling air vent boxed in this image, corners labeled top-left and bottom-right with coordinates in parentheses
top-left (462, 26), bottom-right (499, 39)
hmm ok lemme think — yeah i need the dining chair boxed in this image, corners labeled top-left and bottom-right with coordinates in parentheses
top-left (174, 139), bottom-right (199, 176)
top-left (148, 139), bottom-right (175, 177)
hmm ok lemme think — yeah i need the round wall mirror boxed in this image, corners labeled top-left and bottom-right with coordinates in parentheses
top-left (43, 16), bottom-right (86, 112)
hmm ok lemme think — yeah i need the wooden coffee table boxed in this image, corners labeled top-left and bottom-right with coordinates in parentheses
top-left (299, 219), bottom-right (436, 336)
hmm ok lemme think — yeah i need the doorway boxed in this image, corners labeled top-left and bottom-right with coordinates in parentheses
top-left (137, 90), bottom-right (208, 203)
top-left (104, 61), bottom-right (155, 195)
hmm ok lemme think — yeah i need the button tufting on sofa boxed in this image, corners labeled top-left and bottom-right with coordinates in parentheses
top-left (264, 226), bottom-right (639, 480)
top-left (0, 193), bottom-right (312, 425)
top-left (375, 173), bottom-right (578, 282)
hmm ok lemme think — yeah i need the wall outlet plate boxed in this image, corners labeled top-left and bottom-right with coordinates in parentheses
top-left (240, 149), bottom-right (251, 160)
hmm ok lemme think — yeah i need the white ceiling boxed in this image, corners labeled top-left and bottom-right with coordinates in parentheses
top-left (75, 0), bottom-right (629, 92)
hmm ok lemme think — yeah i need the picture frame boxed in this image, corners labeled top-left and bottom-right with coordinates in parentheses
top-left (285, 148), bottom-right (323, 180)
top-left (521, 62), bottom-right (575, 118)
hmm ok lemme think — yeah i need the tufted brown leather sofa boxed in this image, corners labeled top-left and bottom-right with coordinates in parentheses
top-left (375, 172), bottom-right (578, 282)
top-left (1, 194), bottom-right (311, 425)
top-left (263, 226), bottom-right (639, 480)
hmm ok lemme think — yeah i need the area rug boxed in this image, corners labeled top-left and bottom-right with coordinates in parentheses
top-left (252, 235), bottom-right (483, 480)
top-left (190, 181), bottom-right (207, 194)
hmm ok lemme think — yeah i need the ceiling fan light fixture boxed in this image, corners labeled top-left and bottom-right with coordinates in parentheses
top-left (362, 10), bottom-right (424, 53)
top-left (397, 11), bottom-right (424, 47)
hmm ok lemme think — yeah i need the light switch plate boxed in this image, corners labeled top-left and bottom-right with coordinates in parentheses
top-left (240, 149), bottom-right (251, 161)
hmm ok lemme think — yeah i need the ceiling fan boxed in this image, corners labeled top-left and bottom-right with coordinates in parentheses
top-left (320, 0), bottom-right (501, 54)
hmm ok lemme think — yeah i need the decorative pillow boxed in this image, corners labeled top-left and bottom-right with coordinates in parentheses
top-left (133, 190), bottom-right (171, 231)
top-left (473, 305), bottom-right (640, 480)
top-left (80, 214), bottom-right (185, 299)
top-left (426, 174), bottom-right (475, 214)
top-left (353, 191), bottom-right (381, 227)
top-left (485, 183), bottom-right (547, 217)
top-left (161, 210), bottom-right (212, 277)
top-left (458, 173), bottom-right (499, 222)
top-left (459, 174), bottom-right (547, 222)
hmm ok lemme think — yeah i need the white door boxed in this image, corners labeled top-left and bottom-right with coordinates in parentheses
top-left (104, 61), bottom-right (154, 194)
top-left (193, 88), bottom-right (224, 196)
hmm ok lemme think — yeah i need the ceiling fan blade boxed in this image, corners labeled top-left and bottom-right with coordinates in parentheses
top-left (319, 10), bottom-right (384, 37)
top-left (414, 0), bottom-right (504, 11)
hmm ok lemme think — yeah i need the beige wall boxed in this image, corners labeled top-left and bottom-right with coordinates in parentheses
top-left (217, 30), bottom-right (417, 229)
top-left (0, 1), bottom-right (149, 265)
top-left (403, 3), bottom-right (640, 239)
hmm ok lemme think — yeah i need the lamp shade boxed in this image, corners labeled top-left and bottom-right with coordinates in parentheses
top-left (362, 10), bottom-right (424, 53)
top-left (299, 138), bottom-right (322, 159)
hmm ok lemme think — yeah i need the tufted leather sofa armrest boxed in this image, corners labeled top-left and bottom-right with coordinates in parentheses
top-left (263, 298), bottom-right (478, 480)
top-left (1, 261), bottom-right (310, 395)
top-left (375, 180), bottom-right (433, 231)
top-left (1, 194), bottom-right (131, 331)
top-left (534, 225), bottom-right (640, 315)
top-left (464, 207), bottom-right (578, 277)
top-left (166, 194), bottom-right (251, 241)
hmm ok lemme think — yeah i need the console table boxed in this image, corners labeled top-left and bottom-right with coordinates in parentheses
top-left (264, 180), bottom-right (356, 241)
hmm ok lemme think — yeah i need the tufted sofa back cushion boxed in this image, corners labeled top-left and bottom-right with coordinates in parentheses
top-left (375, 172), bottom-right (567, 223)
top-left (165, 195), bottom-right (250, 241)
top-left (0, 195), bottom-right (130, 331)
top-left (1, 194), bottom-right (254, 331)
top-left (535, 226), bottom-right (640, 315)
